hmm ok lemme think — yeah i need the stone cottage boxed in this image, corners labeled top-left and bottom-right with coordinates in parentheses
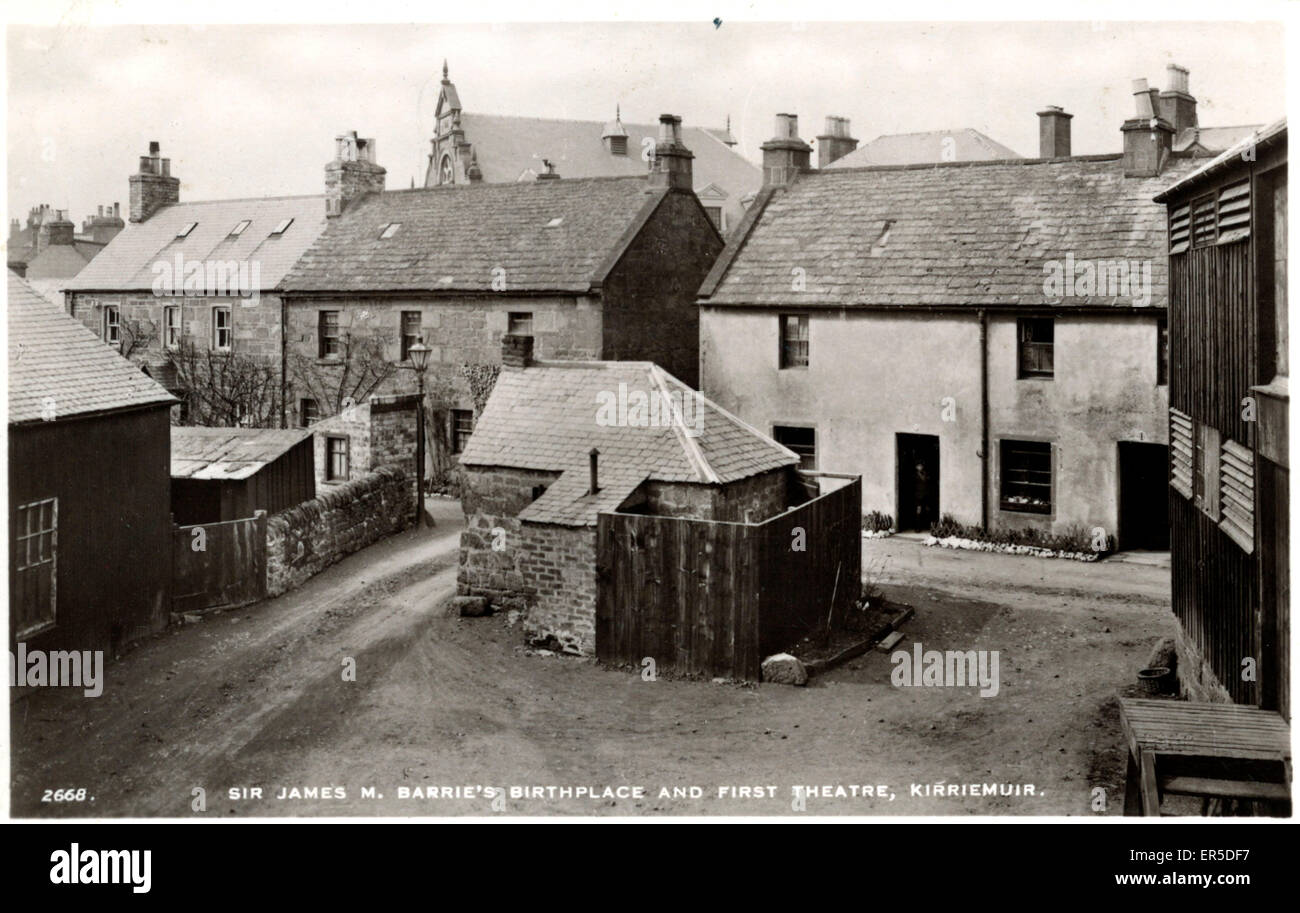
top-left (278, 115), bottom-right (725, 480)
top-left (697, 67), bottom-right (1259, 551)
top-left (62, 141), bottom-right (330, 424)
top-left (456, 351), bottom-right (800, 654)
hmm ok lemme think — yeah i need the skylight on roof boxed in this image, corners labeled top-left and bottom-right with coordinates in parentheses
top-left (545, 217), bottom-right (564, 228)
top-left (229, 219), bottom-right (251, 237)
top-left (176, 222), bottom-right (197, 238)
top-left (379, 222), bottom-right (401, 240)
top-left (270, 218), bottom-right (294, 236)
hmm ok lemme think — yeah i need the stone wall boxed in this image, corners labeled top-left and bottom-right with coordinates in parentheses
top-left (460, 465), bottom-right (560, 517)
top-left (642, 469), bottom-right (790, 523)
top-left (309, 393), bottom-right (420, 497)
top-left (68, 291), bottom-right (283, 363)
top-left (266, 467), bottom-right (413, 597)
top-left (1174, 620), bottom-right (1235, 704)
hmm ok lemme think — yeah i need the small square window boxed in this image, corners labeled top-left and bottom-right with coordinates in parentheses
top-left (507, 312), bottom-right (533, 336)
top-left (176, 222), bottom-right (197, 238)
top-left (1017, 317), bottom-right (1054, 379)
top-left (229, 219), bottom-right (251, 237)
top-left (379, 223), bottom-right (401, 239)
top-left (773, 425), bottom-right (816, 470)
top-left (1000, 439), bottom-right (1052, 514)
top-left (270, 218), bottom-right (294, 236)
top-left (545, 217), bottom-right (564, 228)
top-left (704, 205), bottom-right (724, 232)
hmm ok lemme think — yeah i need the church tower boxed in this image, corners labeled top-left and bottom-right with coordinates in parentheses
top-left (424, 61), bottom-right (473, 187)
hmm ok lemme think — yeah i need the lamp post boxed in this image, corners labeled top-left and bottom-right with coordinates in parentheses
top-left (404, 339), bottom-right (432, 526)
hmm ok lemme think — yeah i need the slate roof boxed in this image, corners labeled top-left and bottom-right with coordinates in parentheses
top-left (453, 113), bottom-right (761, 200)
top-left (1173, 125), bottom-right (1265, 155)
top-left (171, 426), bottom-right (310, 480)
top-left (65, 195), bottom-right (328, 292)
top-left (701, 155), bottom-right (1199, 309)
top-left (280, 177), bottom-right (665, 294)
top-left (459, 361), bottom-right (798, 526)
top-left (826, 128), bottom-right (1022, 169)
top-left (7, 270), bottom-right (176, 425)
top-left (21, 241), bottom-right (100, 280)
top-left (1157, 119), bottom-right (1286, 202)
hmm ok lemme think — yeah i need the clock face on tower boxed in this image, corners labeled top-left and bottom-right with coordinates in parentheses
top-left (439, 155), bottom-right (454, 185)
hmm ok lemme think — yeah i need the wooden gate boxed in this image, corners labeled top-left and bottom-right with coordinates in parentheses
top-left (172, 511), bottom-right (267, 613)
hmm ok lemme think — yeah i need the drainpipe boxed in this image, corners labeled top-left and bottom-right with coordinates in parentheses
top-left (979, 309), bottom-right (990, 531)
top-left (589, 448), bottom-right (600, 495)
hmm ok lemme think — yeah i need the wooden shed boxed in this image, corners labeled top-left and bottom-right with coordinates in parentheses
top-left (171, 427), bottom-right (315, 525)
top-left (1155, 119), bottom-right (1288, 713)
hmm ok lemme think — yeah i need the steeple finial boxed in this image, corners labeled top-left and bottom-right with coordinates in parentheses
top-left (442, 59), bottom-right (449, 80)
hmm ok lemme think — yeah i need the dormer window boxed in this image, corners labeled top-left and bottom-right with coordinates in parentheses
top-left (176, 222), bottom-right (197, 238)
top-left (270, 218), bottom-right (294, 236)
top-left (228, 219), bottom-right (251, 237)
top-left (609, 135), bottom-right (628, 156)
top-left (379, 222), bottom-right (401, 240)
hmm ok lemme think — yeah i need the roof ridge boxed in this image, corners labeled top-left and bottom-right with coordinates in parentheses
top-left (818, 153), bottom-right (1124, 175)
top-left (648, 364), bottom-right (719, 484)
top-left (150, 193), bottom-right (326, 208)
top-left (465, 110), bottom-right (728, 134)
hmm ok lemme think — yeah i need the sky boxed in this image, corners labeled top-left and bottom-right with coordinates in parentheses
top-left (4, 18), bottom-right (1287, 226)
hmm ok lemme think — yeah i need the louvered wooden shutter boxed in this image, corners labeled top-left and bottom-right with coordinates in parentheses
top-left (1219, 438), bottom-right (1255, 552)
top-left (1169, 202), bottom-right (1191, 254)
top-left (1169, 408), bottom-right (1193, 497)
top-left (1192, 195), bottom-right (1217, 248)
top-left (1216, 180), bottom-right (1251, 244)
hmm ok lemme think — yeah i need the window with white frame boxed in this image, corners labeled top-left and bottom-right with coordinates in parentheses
top-left (212, 306), bottom-right (232, 351)
top-left (14, 497), bottom-right (57, 636)
top-left (164, 305), bottom-right (182, 348)
top-left (103, 305), bottom-right (120, 347)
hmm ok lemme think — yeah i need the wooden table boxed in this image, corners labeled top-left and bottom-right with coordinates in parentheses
top-left (1119, 698), bottom-right (1292, 816)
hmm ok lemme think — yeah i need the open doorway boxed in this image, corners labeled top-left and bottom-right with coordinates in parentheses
top-left (1117, 441), bottom-right (1170, 550)
top-left (897, 433), bottom-right (940, 532)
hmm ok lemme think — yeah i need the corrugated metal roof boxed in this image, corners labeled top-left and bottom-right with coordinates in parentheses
top-left (171, 426), bottom-right (310, 480)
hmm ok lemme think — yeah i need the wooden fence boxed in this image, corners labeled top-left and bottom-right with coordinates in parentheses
top-left (596, 476), bottom-right (861, 680)
top-left (172, 511), bottom-right (267, 614)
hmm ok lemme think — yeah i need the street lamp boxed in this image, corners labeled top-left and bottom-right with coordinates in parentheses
top-left (403, 339), bottom-right (432, 526)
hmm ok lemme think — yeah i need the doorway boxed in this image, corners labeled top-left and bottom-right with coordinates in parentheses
top-left (1118, 441), bottom-right (1170, 550)
top-left (897, 433), bottom-right (940, 532)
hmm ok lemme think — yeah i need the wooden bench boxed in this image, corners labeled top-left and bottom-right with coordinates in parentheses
top-left (1119, 698), bottom-right (1291, 816)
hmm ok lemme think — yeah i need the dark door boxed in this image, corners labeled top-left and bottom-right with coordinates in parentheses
top-left (897, 433), bottom-right (940, 531)
top-left (1118, 442), bottom-right (1170, 550)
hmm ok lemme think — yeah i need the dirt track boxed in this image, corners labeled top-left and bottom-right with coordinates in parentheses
top-left (11, 520), bottom-right (1174, 818)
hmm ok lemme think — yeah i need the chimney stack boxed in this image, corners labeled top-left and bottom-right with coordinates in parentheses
top-left (35, 209), bottom-right (74, 251)
top-left (648, 114), bottom-right (694, 191)
top-left (325, 131), bottom-right (386, 217)
top-left (129, 140), bottom-right (180, 222)
top-left (1121, 78), bottom-right (1174, 177)
top-left (537, 159), bottom-right (561, 181)
top-left (1157, 64), bottom-right (1197, 134)
top-left (815, 116), bottom-right (859, 168)
top-left (1036, 106), bottom-right (1073, 158)
top-left (761, 114), bottom-right (812, 187)
top-left (501, 333), bottom-right (534, 368)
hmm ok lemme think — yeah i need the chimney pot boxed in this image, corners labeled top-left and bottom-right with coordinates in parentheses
top-left (149, 140), bottom-right (160, 155)
top-left (1132, 79), bottom-right (1155, 118)
top-left (130, 140), bottom-right (180, 222)
top-left (816, 115), bottom-right (859, 167)
top-left (589, 447), bottom-right (600, 496)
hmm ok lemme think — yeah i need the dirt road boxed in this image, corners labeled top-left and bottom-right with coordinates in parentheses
top-left (11, 521), bottom-right (1173, 818)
